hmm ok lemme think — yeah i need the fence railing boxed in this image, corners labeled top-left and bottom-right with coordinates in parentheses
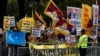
top-left (1, 42), bottom-right (100, 56)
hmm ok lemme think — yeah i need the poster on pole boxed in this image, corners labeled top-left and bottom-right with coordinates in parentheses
top-left (21, 19), bottom-right (31, 32)
top-left (10, 16), bottom-right (15, 27)
top-left (3, 16), bottom-right (10, 30)
top-left (92, 4), bottom-right (99, 25)
top-left (67, 7), bottom-right (81, 27)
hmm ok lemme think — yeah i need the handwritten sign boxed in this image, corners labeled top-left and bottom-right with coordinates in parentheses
top-left (10, 16), bottom-right (15, 27)
top-left (21, 19), bottom-right (31, 32)
top-left (3, 16), bottom-right (10, 30)
top-left (32, 29), bottom-right (41, 37)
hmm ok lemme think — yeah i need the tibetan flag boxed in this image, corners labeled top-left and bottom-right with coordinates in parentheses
top-left (33, 10), bottom-right (46, 25)
top-left (39, 14), bottom-right (46, 26)
top-left (55, 18), bottom-right (65, 27)
top-left (81, 4), bottom-right (92, 29)
top-left (66, 21), bottom-right (73, 32)
top-left (6, 30), bottom-right (26, 46)
top-left (44, 0), bottom-right (64, 20)
top-left (44, 0), bottom-right (65, 29)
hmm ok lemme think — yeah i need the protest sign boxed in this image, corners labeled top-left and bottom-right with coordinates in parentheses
top-left (3, 16), bottom-right (10, 30)
top-left (32, 28), bottom-right (41, 37)
top-left (10, 16), bottom-right (15, 27)
top-left (70, 35), bottom-right (76, 46)
top-left (92, 4), bottom-right (99, 25)
top-left (21, 19), bottom-right (31, 32)
top-left (67, 7), bottom-right (81, 27)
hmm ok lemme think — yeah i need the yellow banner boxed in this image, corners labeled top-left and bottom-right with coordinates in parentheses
top-left (3, 16), bottom-right (10, 30)
top-left (81, 4), bottom-right (92, 29)
top-left (29, 43), bottom-right (76, 49)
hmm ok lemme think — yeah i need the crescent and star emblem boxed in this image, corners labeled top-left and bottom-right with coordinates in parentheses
top-left (9, 34), bottom-right (18, 41)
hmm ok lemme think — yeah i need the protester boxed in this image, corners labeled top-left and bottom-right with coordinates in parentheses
top-left (77, 29), bottom-right (88, 56)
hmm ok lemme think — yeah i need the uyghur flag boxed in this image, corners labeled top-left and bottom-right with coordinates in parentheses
top-left (6, 30), bottom-right (26, 46)
top-left (44, 0), bottom-right (65, 29)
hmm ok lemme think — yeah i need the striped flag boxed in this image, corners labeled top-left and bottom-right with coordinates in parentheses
top-left (39, 14), bottom-right (46, 27)
top-left (33, 10), bottom-right (46, 26)
top-left (66, 21), bottom-right (73, 32)
top-left (44, 0), bottom-right (65, 29)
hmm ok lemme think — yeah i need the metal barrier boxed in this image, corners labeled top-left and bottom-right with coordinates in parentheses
top-left (4, 42), bottom-right (100, 56)
top-left (20, 42), bottom-right (98, 56)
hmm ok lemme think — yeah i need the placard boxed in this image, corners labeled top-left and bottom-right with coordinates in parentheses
top-left (32, 29), bottom-right (41, 37)
top-left (3, 16), bottom-right (10, 30)
top-left (65, 35), bottom-right (71, 44)
top-left (70, 35), bottom-right (76, 46)
top-left (10, 16), bottom-right (15, 27)
top-left (67, 7), bottom-right (81, 26)
top-left (92, 4), bottom-right (99, 25)
top-left (21, 19), bottom-right (31, 32)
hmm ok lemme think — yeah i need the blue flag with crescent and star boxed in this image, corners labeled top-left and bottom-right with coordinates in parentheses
top-left (6, 30), bottom-right (26, 46)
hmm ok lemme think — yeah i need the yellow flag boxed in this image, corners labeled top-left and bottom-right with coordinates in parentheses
top-left (81, 4), bottom-right (92, 36)
top-left (81, 4), bottom-right (92, 29)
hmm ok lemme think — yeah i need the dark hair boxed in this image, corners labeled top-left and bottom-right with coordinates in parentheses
top-left (81, 29), bottom-right (85, 34)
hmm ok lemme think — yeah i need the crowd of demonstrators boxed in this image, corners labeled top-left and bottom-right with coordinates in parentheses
top-left (0, 20), bottom-right (96, 56)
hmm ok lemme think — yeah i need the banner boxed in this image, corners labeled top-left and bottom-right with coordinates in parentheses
top-left (92, 4), bottom-right (99, 25)
top-left (21, 18), bottom-right (31, 32)
top-left (81, 4), bottom-right (92, 29)
top-left (3, 16), bottom-right (10, 30)
top-left (6, 30), bottom-right (26, 46)
top-left (67, 7), bottom-right (81, 27)
top-left (32, 28), bottom-right (41, 37)
top-left (10, 16), bottom-right (15, 27)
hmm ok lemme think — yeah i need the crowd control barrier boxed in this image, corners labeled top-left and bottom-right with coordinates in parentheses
top-left (4, 42), bottom-right (100, 56)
